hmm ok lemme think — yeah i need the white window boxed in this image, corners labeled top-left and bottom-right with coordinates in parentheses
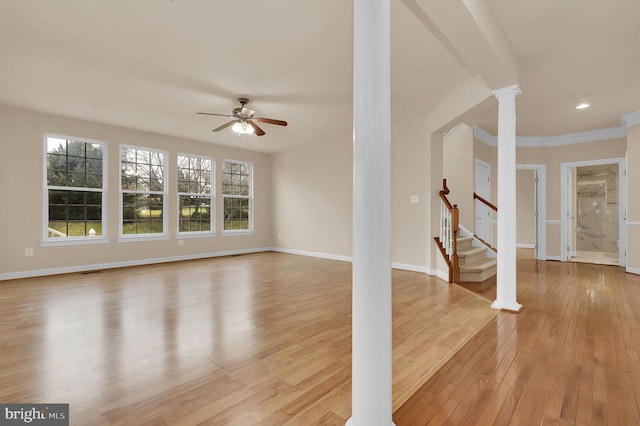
top-left (120, 145), bottom-right (167, 238)
top-left (177, 154), bottom-right (214, 234)
top-left (43, 134), bottom-right (107, 244)
top-left (222, 160), bottom-right (253, 232)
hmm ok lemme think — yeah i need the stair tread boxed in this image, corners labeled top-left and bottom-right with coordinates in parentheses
top-left (458, 247), bottom-right (487, 257)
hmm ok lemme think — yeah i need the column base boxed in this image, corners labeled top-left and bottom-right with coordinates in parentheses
top-left (491, 300), bottom-right (523, 313)
top-left (345, 418), bottom-right (396, 426)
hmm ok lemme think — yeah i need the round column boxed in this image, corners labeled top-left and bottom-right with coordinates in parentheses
top-left (491, 84), bottom-right (523, 313)
top-left (348, 0), bottom-right (394, 424)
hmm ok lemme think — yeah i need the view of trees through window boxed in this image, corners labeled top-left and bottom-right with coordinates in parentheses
top-left (45, 136), bottom-right (255, 241)
top-left (120, 146), bottom-right (165, 235)
top-left (46, 136), bottom-right (104, 238)
top-left (178, 155), bottom-right (213, 232)
top-left (222, 160), bottom-right (252, 231)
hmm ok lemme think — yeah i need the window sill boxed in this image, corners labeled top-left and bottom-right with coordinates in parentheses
top-left (222, 230), bottom-right (255, 236)
top-left (41, 237), bottom-right (110, 247)
top-left (177, 231), bottom-right (217, 239)
top-left (117, 234), bottom-right (170, 243)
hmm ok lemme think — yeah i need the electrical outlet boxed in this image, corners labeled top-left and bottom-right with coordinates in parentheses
top-left (178, 240), bottom-right (184, 247)
top-left (410, 195), bottom-right (420, 204)
top-left (25, 248), bottom-right (33, 257)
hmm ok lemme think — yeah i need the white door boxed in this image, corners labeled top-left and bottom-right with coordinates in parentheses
top-left (474, 159), bottom-right (491, 244)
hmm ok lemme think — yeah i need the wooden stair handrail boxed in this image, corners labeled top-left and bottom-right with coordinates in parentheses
top-left (473, 193), bottom-right (497, 212)
top-left (437, 179), bottom-right (460, 283)
top-left (473, 192), bottom-right (498, 252)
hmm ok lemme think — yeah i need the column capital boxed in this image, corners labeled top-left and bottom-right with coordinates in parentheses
top-left (492, 84), bottom-right (521, 99)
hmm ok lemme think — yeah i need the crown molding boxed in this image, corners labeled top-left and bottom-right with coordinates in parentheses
top-left (474, 125), bottom-right (626, 148)
top-left (621, 111), bottom-right (640, 128)
top-left (473, 126), bottom-right (497, 146)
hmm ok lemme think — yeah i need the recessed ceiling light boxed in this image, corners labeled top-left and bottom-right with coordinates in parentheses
top-left (576, 102), bottom-right (590, 110)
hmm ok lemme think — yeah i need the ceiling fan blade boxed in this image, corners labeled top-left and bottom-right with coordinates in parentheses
top-left (212, 120), bottom-right (236, 132)
top-left (248, 121), bottom-right (266, 136)
top-left (256, 117), bottom-right (288, 126)
top-left (240, 107), bottom-right (255, 117)
top-left (197, 112), bottom-right (234, 118)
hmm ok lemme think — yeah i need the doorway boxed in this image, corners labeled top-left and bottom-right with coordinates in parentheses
top-left (516, 164), bottom-right (546, 260)
top-left (561, 158), bottom-right (627, 266)
top-left (474, 159), bottom-right (492, 245)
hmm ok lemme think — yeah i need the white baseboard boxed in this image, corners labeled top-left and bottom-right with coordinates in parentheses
top-left (0, 247), bottom-right (273, 281)
top-left (546, 255), bottom-right (562, 261)
top-left (627, 266), bottom-right (640, 275)
top-left (392, 262), bottom-right (428, 274)
top-left (517, 244), bottom-right (535, 249)
top-left (271, 247), bottom-right (352, 263)
top-left (2, 245), bottom-right (445, 283)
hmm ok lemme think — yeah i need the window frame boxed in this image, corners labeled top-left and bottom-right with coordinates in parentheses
top-left (41, 133), bottom-right (108, 247)
top-left (221, 159), bottom-right (254, 235)
top-left (118, 144), bottom-right (168, 242)
top-left (177, 153), bottom-right (216, 236)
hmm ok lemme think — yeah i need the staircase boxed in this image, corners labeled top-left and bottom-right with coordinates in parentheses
top-left (457, 236), bottom-right (497, 282)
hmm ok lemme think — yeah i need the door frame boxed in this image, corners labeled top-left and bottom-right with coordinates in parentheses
top-left (474, 158), bottom-right (492, 244)
top-left (516, 164), bottom-right (547, 260)
top-left (560, 157), bottom-right (627, 266)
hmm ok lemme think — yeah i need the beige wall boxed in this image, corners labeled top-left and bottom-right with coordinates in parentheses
top-left (628, 125), bottom-right (640, 271)
top-left (271, 129), bottom-right (352, 258)
top-left (516, 169), bottom-right (535, 246)
top-left (517, 138), bottom-right (627, 257)
top-left (443, 123), bottom-right (474, 228)
top-left (472, 137), bottom-right (627, 258)
top-left (271, 111), bottom-right (434, 270)
top-left (0, 106), bottom-right (273, 278)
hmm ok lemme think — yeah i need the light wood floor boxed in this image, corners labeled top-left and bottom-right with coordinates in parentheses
top-left (395, 258), bottom-right (640, 425)
top-left (0, 252), bottom-right (495, 425)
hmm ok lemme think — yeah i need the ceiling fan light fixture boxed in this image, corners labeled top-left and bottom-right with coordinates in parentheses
top-left (232, 121), bottom-right (254, 135)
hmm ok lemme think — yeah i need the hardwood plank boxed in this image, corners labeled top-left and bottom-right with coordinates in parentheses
top-left (395, 260), bottom-right (640, 426)
top-left (0, 252), bottom-right (493, 425)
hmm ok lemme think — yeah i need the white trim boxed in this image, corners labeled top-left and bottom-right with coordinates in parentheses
top-left (516, 244), bottom-right (535, 249)
top-left (272, 247), bottom-right (352, 263)
top-left (222, 159), bottom-right (254, 232)
top-left (222, 230), bottom-right (255, 236)
top-left (546, 255), bottom-right (562, 261)
top-left (627, 221), bottom-right (640, 227)
top-left (517, 164), bottom-right (547, 261)
top-left (0, 247), bottom-right (274, 281)
top-left (119, 144), bottom-right (168, 238)
top-left (43, 133), bottom-right (108, 242)
top-left (177, 231), bottom-right (217, 239)
top-left (177, 152), bottom-right (215, 235)
top-left (41, 237), bottom-right (110, 247)
top-left (560, 157), bottom-right (627, 266)
top-left (117, 235), bottom-right (170, 243)
top-left (391, 262), bottom-right (428, 273)
top-left (546, 220), bottom-right (561, 225)
top-left (621, 111), bottom-right (640, 128)
top-left (627, 266), bottom-right (640, 275)
top-left (474, 126), bottom-right (625, 148)
top-left (430, 268), bottom-right (449, 282)
top-left (473, 126), bottom-right (496, 146)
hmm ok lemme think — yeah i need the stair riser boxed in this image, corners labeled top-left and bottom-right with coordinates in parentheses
top-left (460, 266), bottom-right (496, 283)
top-left (458, 252), bottom-right (487, 266)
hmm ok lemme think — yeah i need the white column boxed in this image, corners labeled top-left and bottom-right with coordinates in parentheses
top-left (347, 0), bottom-right (393, 425)
top-left (491, 84), bottom-right (523, 313)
